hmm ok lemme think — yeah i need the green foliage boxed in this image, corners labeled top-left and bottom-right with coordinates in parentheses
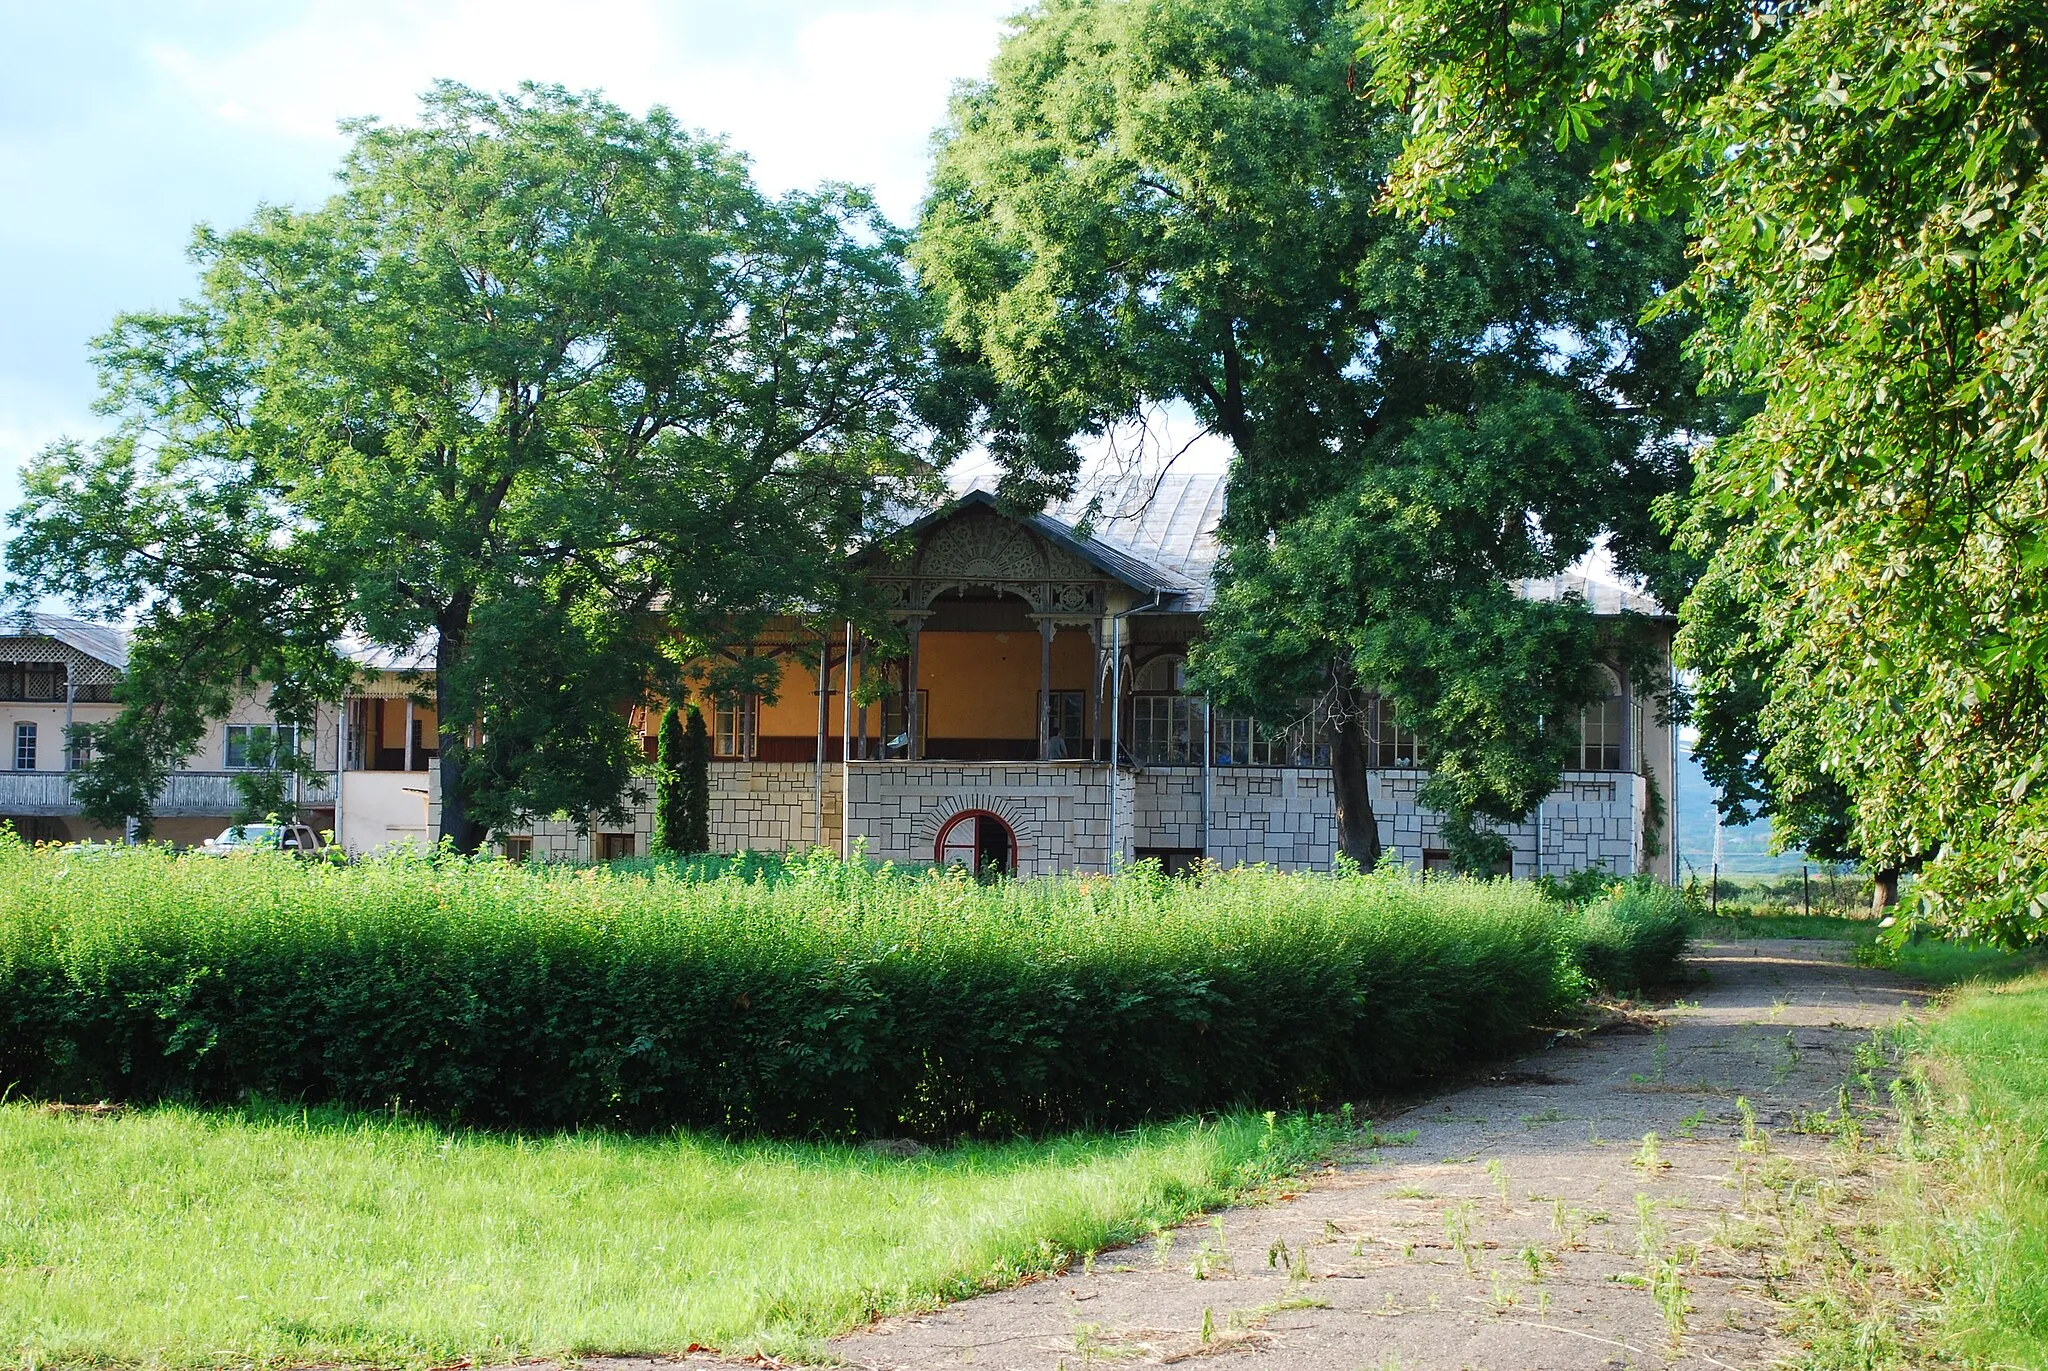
top-left (651, 705), bottom-right (704, 857)
top-left (1359, 0), bottom-right (2048, 937)
top-left (1568, 879), bottom-right (1689, 993)
top-left (0, 1103), bottom-right (1338, 1368)
top-left (913, 0), bottom-right (1710, 872)
top-left (679, 703), bottom-right (710, 855)
top-left (0, 840), bottom-right (1602, 1137)
top-left (6, 82), bottom-right (945, 850)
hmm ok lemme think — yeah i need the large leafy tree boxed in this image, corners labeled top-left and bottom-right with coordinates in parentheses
top-left (1362, 0), bottom-right (2048, 936)
top-left (7, 83), bottom-right (941, 850)
top-left (916, 0), bottom-right (1709, 869)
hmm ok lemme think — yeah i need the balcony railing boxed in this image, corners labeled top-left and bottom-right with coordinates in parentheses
top-left (0, 770), bottom-right (341, 818)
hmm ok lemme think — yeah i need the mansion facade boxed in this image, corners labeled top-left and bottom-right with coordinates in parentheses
top-left (0, 476), bottom-right (1676, 879)
top-left (506, 475), bottom-right (1678, 880)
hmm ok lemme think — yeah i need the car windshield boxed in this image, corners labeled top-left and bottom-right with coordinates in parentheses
top-left (215, 825), bottom-right (281, 846)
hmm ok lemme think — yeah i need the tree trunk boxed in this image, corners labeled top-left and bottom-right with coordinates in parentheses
top-left (1331, 681), bottom-right (1382, 871)
top-left (1870, 866), bottom-right (1901, 917)
top-left (434, 610), bottom-right (487, 855)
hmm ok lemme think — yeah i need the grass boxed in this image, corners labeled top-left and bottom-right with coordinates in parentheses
top-left (0, 1100), bottom-right (1343, 1368)
top-left (1688, 907), bottom-right (1882, 942)
top-left (1878, 971), bottom-right (2048, 1366)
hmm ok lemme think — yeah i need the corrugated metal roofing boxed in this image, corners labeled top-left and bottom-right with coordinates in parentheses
top-left (0, 612), bottom-right (130, 668)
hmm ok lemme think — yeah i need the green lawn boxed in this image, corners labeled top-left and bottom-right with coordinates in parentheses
top-left (0, 1102), bottom-right (1337, 1368)
top-left (1894, 972), bottom-right (2048, 1365)
top-left (1688, 908), bottom-right (1882, 942)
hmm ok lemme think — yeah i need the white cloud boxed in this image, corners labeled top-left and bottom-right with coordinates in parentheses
top-left (146, 1), bottom-right (1012, 219)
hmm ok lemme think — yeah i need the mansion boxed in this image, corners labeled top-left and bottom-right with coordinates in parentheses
top-left (0, 475), bottom-right (1677, 879)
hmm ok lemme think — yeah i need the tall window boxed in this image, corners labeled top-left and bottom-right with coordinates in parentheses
top-left (1043, 690), bottom-right (1085, 758)
top-left (1212, 707), bottom-right (1331, 767)
top-left (13, 722), bottom-right (35, 771)
top-left (879, 689), bottom-right (927, 758)
top-left (225, 723), bottom-right (302, 770)
top-left (64, 726), bottom-right (93, 771)
top-left (714, 696), bottom-right (758, 758)
top-left (1131, 656), bottom-right (1196, 765)
top-left (1575, 671), bottom-right (1626, 771)
top-left (1371, 697), bottom-right (1425, 768)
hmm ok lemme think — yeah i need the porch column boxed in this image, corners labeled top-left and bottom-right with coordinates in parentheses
top-left (404, 699), bottom-right (415, 772)
top-left (1038, 618), bottom-right (1054, 761)
top-left (905, 620), bottom-right (922, 761)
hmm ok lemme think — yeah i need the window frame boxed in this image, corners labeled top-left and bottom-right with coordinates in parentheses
top-left (713, 696), bottom-right (759, 759)
top-left (224, 723), bottom-right (304, 771)
top-left (13, 722), bottom-right (36, 772)
top-left (1573, 669), bottom-right (1627, 772)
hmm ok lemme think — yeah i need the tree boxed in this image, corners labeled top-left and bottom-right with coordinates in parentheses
top-left (1361, 0), bottom-right (2048, 937)
top-left (678, 703), bottom-right (711, 855)
top-left (915, 0), bottom-right (1708, 869)
top-left (652, 704), bottom-right (688, 856)
top-left (8, 83), bottom-right (944, 852)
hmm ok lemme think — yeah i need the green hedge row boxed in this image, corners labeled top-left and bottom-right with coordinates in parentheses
top-left (0, 841), bottom-right (1681, 1136)
top-left (1572, 881), bottom-right (1691, 994)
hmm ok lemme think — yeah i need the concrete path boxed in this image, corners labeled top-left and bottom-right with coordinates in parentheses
top-left (834, 939), bottom-right (1930, 1371)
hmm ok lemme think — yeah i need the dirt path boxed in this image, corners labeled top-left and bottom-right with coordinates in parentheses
top-left (835, 938), bottom-right (1931, 1371)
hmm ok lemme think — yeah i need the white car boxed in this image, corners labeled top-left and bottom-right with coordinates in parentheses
top-left (196, 822), bottom-right (327, 856)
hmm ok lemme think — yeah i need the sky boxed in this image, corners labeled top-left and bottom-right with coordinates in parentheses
top-left (0, 0), bottom-right (1026, 510)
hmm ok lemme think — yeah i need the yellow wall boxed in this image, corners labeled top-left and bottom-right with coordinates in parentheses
top-left (738, 628), bottom-right (1099, 742)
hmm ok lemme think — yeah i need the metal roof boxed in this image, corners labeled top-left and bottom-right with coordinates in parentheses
top-left (0, 611), bottom-right (130, 669)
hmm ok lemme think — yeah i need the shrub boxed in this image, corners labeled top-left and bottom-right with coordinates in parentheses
top-left (1571, 880), bottom-right (1690, 993)
top-left (0, 840), bottom-right (1595, 1137)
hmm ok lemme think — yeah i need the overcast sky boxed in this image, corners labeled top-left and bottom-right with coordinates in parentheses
top-left (0, 0), bottom-right (1028, 510)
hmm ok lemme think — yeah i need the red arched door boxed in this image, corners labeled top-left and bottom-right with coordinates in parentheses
top-left (936, 810), bottom-right (1015, 877)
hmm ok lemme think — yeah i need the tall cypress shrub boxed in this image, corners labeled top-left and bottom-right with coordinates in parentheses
top-left (679, 703), bottom-right (711, 854)
top-left (651, 705), bottom-right (688, 855)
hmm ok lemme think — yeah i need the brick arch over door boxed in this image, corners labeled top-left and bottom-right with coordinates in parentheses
top-left (910, 792), bottom-right (1042, 860)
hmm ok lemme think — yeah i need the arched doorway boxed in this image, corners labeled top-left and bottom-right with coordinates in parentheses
top-left (936, 809), bottom-right (1015, 877)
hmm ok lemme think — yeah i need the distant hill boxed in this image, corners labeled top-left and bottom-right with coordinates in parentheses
top-left (1672, 737), bottom-right (1831, 879)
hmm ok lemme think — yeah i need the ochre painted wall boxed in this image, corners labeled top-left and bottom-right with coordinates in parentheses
top-left (738, 628), bottom-right (1098, 744)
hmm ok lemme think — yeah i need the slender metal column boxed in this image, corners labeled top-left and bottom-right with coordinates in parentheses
top-left (1038, 619), bottom-right (1054, 760)
top-left (1085, 620), bottom-right (1101, 762)
top-left (905, 622), bottom-right (922, 760)
top-left (841, 621), bottom-right (853, 857)
top-left (814, 633), bottom-right (828, 847)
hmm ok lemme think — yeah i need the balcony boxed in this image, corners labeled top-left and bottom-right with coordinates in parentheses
top-left (0, 770), bottom-right (341, 819)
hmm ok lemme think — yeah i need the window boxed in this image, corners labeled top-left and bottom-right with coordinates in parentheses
top-left (1131, 656), bottom-right (1195, 765)
top-left (595, 833), bottom-right (635, 860)
top-left (1042, 690), bottom-right (1085, 759)
top-left (225, 724), bottom-right (303, 771)
top-left (1134, 847), bottom-right (1205, 876)
top-left (501, 836), bottom-right (533, 863)
top-left (1574, 671), bottom-right (1626, 771)
top-left (64, 726), bottom-right (93, 771)
top-left (1213, 707), bottom-right (1331, 767)
top-left (714, 696), bottom-right (758, 758)
top-left (936, 810), bottom-right (1013, 877)
top-left (13, 722), bottom-right (35, 771)
top-left (0, 663), bottom-right (65, 702)
top-left (880, 689), bottom-right (928, 758)
top-left (1371, 697), bottom-right (1425, 769)
top-left (1422, 847), bottom-right (1511, 878)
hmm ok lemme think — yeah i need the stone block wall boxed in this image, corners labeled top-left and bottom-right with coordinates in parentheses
top-left (845, 761), bottom-right (1118, 877)
top-left (503, 762), bottom-right (843, 862)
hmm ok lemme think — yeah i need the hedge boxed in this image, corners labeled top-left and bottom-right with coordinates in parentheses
top-left (0, 840), bottom-right (1672, 1136)
top-left (1570, 881), bottom-right (1691, 994)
